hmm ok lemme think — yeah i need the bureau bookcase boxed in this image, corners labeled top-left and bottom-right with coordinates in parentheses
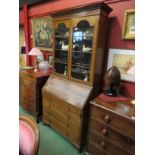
top-left (42, 2), bottom-right (112, 151)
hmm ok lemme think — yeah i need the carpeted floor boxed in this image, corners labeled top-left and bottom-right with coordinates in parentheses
top-left (19, 106), bottom-right (85, 155)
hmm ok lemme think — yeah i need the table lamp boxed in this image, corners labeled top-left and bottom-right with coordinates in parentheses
top-left (28, 48), bottom-right (43, 72)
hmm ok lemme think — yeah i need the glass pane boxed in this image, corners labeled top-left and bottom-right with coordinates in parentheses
top-left (71, 66), bottom-right (90, 81)
top-left (55, 50), bottom-right (68, 62)
top-left (55, 23), bottom-right (69, 50)
top-left (72, 51), bottom-right (81, 65)
top-left (55, 38), bottom-right (69, 50)
top-left (81, 53), bottom-right (91, 66)
top-left (54, 22), bottom-right (69, 76)
top-left (55, 23), bottom-right (69, 37)
top-left (54, 62), bottom-right (67, 76)
top-left (71, 20), bottom-right (94, 81)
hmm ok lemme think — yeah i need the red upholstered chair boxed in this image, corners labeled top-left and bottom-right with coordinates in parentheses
top-left (19, 115), bottom-right (39, 155)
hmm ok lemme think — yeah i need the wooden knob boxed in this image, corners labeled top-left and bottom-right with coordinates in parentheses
top-left (100, 141), bottom-right (105, 148)
top-left (104, 115), bottom-right (111, 123)
top-left (101, 128), bottom-right (108, 136)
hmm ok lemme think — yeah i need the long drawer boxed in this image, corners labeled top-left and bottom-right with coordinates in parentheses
top-left (43, 112), bottom-right (80, 145)
top-left (43, 97), bottom-right (81, 128)
top-left (89, 130), bottom-right (132, 155)
top-left (88, 142), bottom-right (108, 155)
top-left (43, 93), bottom-right (81, 115)
top-left (89, 118), bottom-right (134, 153)
top-left (91, 105), bottom-right (134, 137)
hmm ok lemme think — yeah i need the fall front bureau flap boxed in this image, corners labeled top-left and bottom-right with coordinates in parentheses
top-left (42, 76), bottom-right (93, 111)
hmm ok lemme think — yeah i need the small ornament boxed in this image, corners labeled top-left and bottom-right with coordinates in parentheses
top-left (103, 66), bottom-right (121, 97)
top-left (83, 70), bottom-right (89, 81)
top-left (64, 66), bottom-right (67, 76)
top-left (84, 74), bottom-right (88, 81)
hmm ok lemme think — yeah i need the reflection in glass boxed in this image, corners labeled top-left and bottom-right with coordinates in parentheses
top-left (55, 23), bottom-right (69, 50)
top-left (55, 62), bottom-right (67, 75)
top-left (71, 66), bottom-right (90, 81)
top-left (55, 50), bottom-right (68, 62)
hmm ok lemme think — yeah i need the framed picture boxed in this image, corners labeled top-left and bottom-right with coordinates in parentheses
top-left (48, 55), bottom-right (54, 68)
top-left (107, 48), bottom-right (135, 82)
top-left (122, 10), bottom-right (135, 40)
top-left (32, 16), bottom-right (54, 51)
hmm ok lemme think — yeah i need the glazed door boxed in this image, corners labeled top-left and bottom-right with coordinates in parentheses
top-left (53, 20), bottom-right (70, 78)
top-left (70, 16), bottom-right (99, 85)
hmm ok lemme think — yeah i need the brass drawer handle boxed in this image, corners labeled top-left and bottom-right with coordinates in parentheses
top-left (104, 115), bottom-right (111, 123)
top-left (101, 128), bottom-right (108, 136)
top-left (100, 141), bottom-right (105, 148)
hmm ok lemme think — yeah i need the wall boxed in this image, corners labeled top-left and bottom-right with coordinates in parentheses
top-left (105, 0), bottom-right (135, 97)
top-left (19, 0), bottom-right (135, 97)
top-left (19, 10), bottom-right (24, 25)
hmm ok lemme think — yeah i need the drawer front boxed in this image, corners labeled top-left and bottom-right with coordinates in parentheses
top-left (21, 79), bottom-right (35, 88)
top-left (89, 130), bottom-right (132, 155)
top-left (43, 113), bottom-right (51, 124)
top-left (20, 76), bottom-right (36, 114)
top-left (21, 90), bottom-right (36, 100)
top-left (50, 107), bottom-right (68, 124)
top-left (68, 130), bottom-right (80, 145)
top-left (20, 75), bottom-right (35, 88)
top-left (50, 115), bottom-right (68, 137)
top-left (44, 94), bottom-right (81, 115)
top-left (51, 104), bottom-right (81, 127)
top-left (20, 85), bottom-right (35, 94)
top-left (43, 97), bottom-right (51, 114)
top-left (20, 73), bottom-right (34, 80)
top-left (43, 95), bottom-right (81, 127)
top-left (88, 142), bottom-right (108, 155)
top-left (91, 105), bottom-right (134, 137)
top-left (50, 113), bottom-right (80, 144)
top-left (50, 109), bottom-right (81, 137)
top-left (90, 118), bottom-right (135, 153)
top-left (21, 94), bottom-right (36, 113)
top-left (51, 99), bottom-right (68, 115)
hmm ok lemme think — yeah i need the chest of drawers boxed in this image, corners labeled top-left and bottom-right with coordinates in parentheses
top-left (19, 70), bottom-right (50, 122)
top-left (87, 94), bottom-right (135, 155)
top-left (42, 76), bottom-right (92, 151)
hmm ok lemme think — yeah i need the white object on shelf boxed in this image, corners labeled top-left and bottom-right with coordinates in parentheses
top-left (39, 61), bottom-right (50, 73)
top-left (62, 42), bottom-right (68, 50)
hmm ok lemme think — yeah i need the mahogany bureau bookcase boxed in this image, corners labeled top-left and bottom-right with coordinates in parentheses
top-left (19, 70), bottom-right (50, 122)
top-left (42, 2), bottom-right (112, 151)
top-left (87, 94), bottom-right (135, 155)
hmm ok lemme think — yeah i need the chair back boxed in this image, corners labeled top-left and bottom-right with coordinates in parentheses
top-left (19, 115), bottom-right (39, 155)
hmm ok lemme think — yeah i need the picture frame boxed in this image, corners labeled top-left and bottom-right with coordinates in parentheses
top-left (122, 10), bottom-right (135, 40)
top-left (107, 48), bottom-right (135, 82)
top-left (32, 16), bottom-right (54, 51)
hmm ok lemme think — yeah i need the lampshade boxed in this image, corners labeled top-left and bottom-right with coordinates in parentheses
top-left (28, 48), bottom-right (43, 56)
